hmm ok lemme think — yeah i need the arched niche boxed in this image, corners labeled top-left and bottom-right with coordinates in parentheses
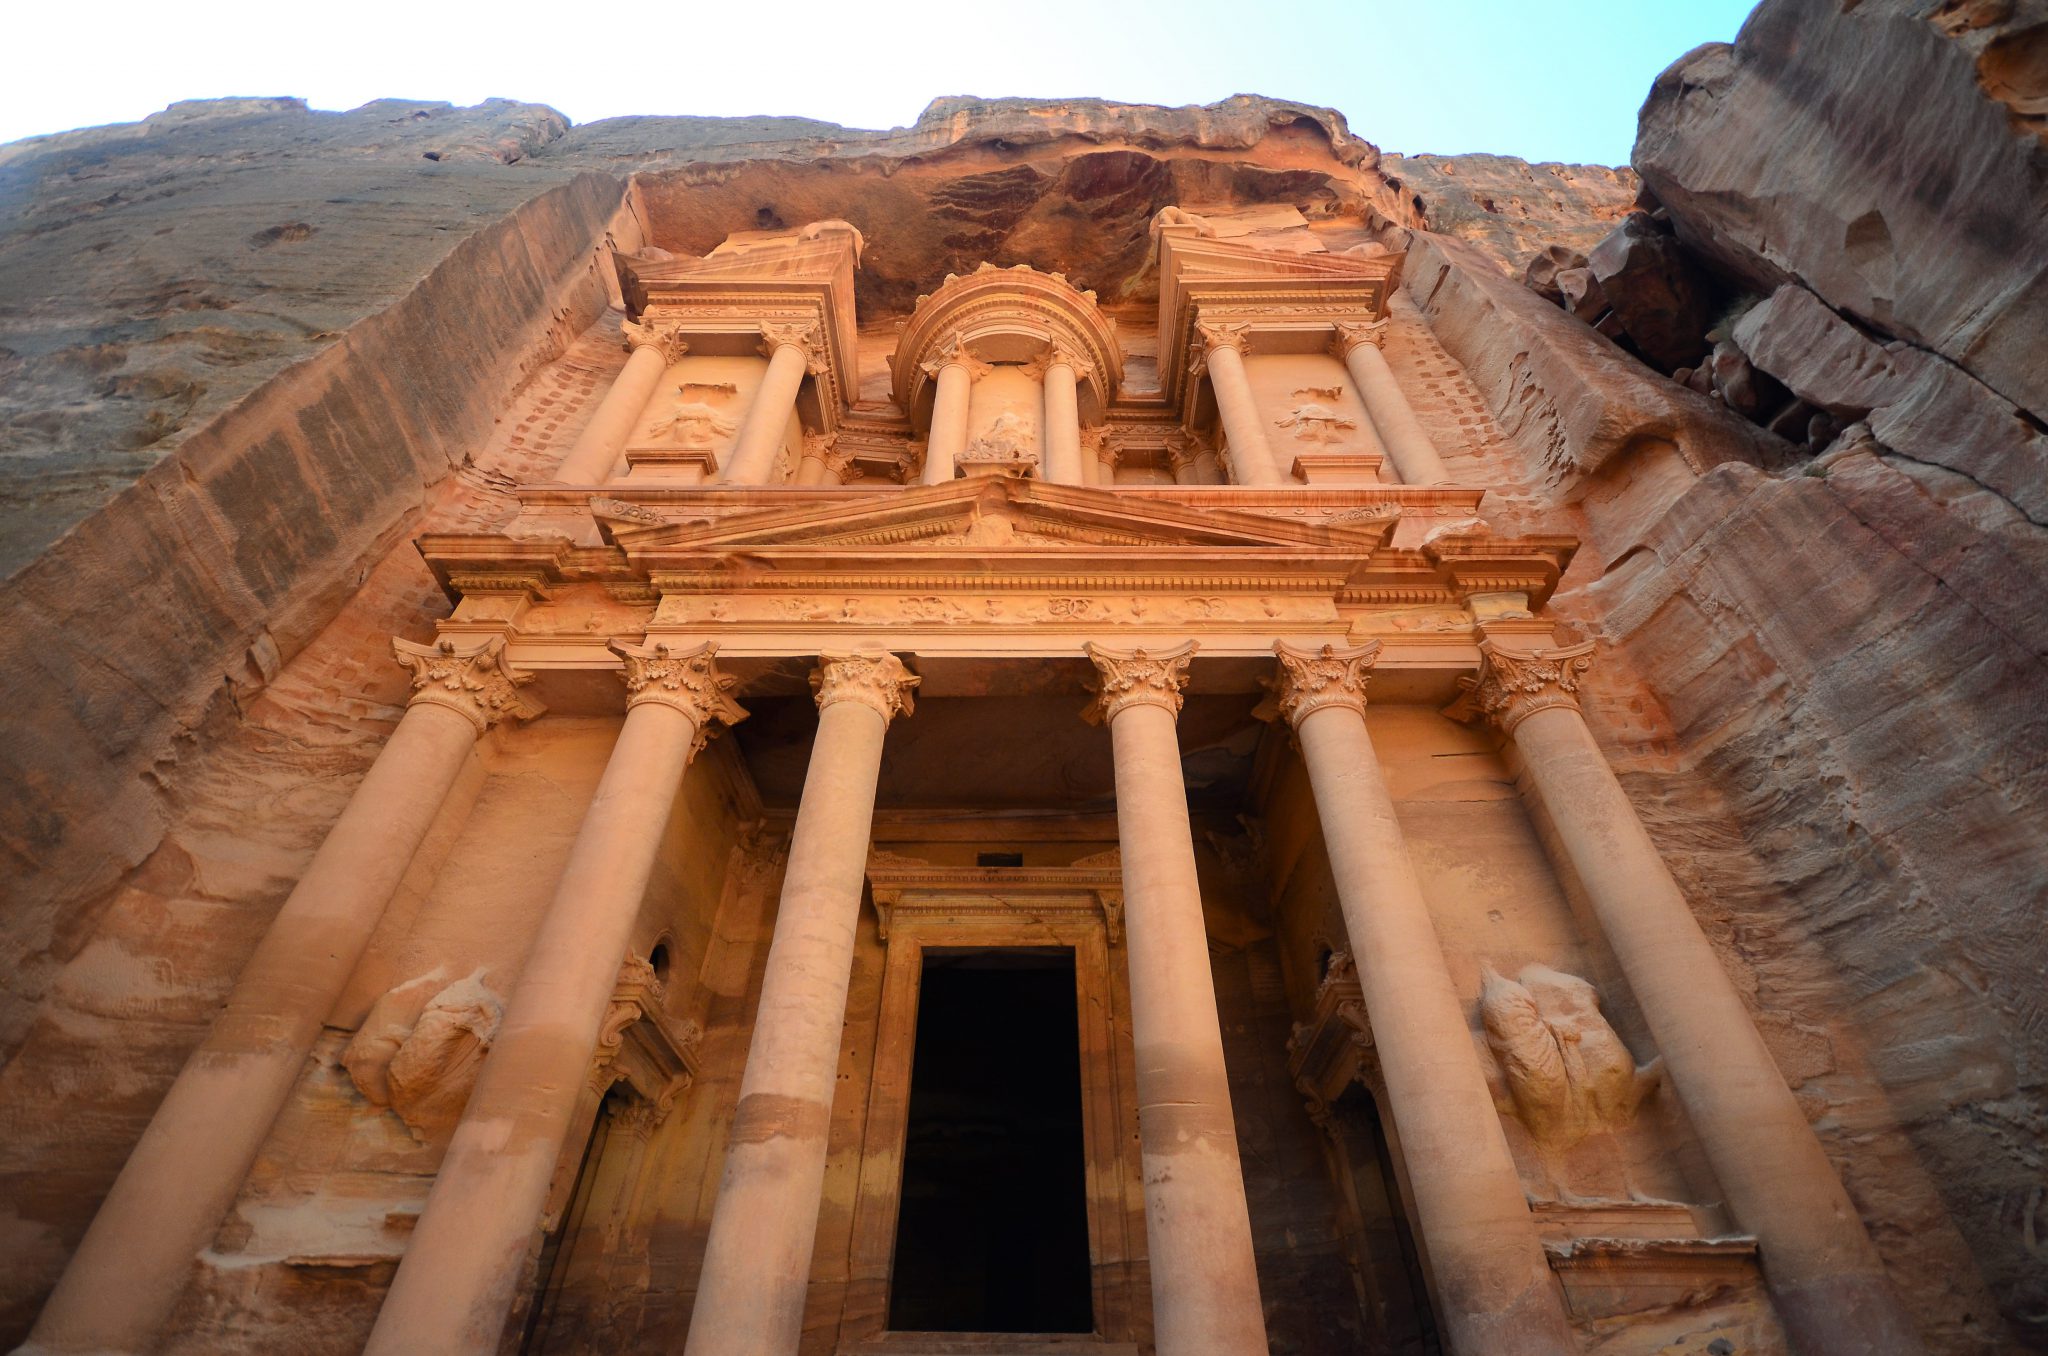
top-left (890, 263), bottom-right (1124, 436)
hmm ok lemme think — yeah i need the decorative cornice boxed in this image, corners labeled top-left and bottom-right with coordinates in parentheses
top-left (1448, 638), bottom-right (1597, 735)
top-left (1270, 640), bottom-right (1381, 727)
top-left (811, 652), bottom-right (919, 722)
top-left (1084, 641), bottom-right (1197, 724)
top-left (759, 320), bottom-right (828, 375)
top-left (392, 634), bottom-right (545, 734)
top-left (621, 319), bottom-right (689, 365)
top-left (1331, 319), bottom-right (1391, 357)
top-left (611, 639), bottom-right (748, 747)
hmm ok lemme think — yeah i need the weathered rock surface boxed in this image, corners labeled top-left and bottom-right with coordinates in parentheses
top-left (1633, 0), bottom-right (2048, 423)
top-left (1378, 152), bottom-right (1639, 272)
top-left (1585, 210), bottom-right (1720, 371)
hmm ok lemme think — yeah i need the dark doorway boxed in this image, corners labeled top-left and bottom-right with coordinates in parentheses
top-left (888, 949), bottom-right (1094, 1334)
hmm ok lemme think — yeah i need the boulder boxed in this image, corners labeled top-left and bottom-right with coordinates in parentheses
top-left (1586, 211), bottom-right (1719, 370)
top-left (1522, 244), bottom-right (1588, 305)
top-left (1635, 0), bottom-right (2048, 424)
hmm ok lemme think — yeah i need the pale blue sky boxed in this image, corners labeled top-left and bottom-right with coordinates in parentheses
top-left (2, 0), bottom-right (1757, 165)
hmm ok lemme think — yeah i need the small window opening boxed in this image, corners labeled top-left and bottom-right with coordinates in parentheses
top-left (976, 851), bottom-right (1025, 868)
top-left (648, 942), bottom-right (671, 984)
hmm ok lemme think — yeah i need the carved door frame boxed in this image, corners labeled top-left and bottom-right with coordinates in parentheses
top-left (836, 868), bottom-right (1149, 1348)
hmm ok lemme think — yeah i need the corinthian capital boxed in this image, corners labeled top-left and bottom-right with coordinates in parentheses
top-left (920, 331), bottom-right (990, 382)
top-left (1030, 340), bottom-right (1097, 386)
top-left (811, 652), bottom-right (920, 722)
top-left (1449, 638), bottom-right (1596, 735)
top-left (1331, 319), bottom-right (1391, 357)
top-left (622, 319), bottom-right (689, 364)
top-left (759, 321), bottom-right (828, 374)
top-left (612, 639), bottom-right (748, 747)
top-left (392, 635), bottom-right (545, 734)
top-left (1196, 320), bottom-right (1253, 356)
top-left (1084, 641), bottom-right (1197, 724)
top-left (1269, 641), bottom-right (1381, 727)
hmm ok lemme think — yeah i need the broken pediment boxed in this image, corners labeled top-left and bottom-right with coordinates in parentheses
top-left (610, 476), bottom-right (1401, 561)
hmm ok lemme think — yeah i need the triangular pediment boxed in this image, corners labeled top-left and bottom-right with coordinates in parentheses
top-left (615, 477), bottom-right (1399, 560)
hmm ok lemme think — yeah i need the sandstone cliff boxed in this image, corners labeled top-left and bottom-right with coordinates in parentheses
top-left (0, 23), bottom-right (2041, 1350)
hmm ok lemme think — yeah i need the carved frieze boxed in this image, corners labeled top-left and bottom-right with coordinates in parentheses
top-left (392, 634), bottom-right (545, 733)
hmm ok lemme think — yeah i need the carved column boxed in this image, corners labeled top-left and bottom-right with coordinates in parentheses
top-left (1270, 643), bottom-right (1576, 1356)
top-left (721, 322), bottom-right (824, 485)
top-left (794, 431), bottom-right (850, 486)
top-left (365, 641), bottom-right (744, 1356)
top-left (684, 653), bottom-right (920, 1356)
top-left (1085, 642), bottom-right (1270, 1356)
top-left (1040, 344), bottom-right (1088, 485)
top-left (1333, 320), bottom-right (1450, 486)
top-left (1460, 640), bottom-right (1923, 1356)
top-left (1194, 321), bottom-right (1285, 486)
top-left (30, 637), bottom-right (540, 1356)
top-left (1165, 432), bottom-right (1219, 486)
top-left (921, 333), bottom-right (980, 486)
top-left (1087, 427), bottom-right (1118, 487)
top-left (555, 320), bottom-right (688, 484)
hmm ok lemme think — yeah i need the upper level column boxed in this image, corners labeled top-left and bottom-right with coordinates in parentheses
top-left (1459, 639), bottom-right (1923, 1356)
top-left (685, 653), bottom-right (920, 1356)
top-left (920, 334), bottom-right (982, 486)
top-left (29, 637), bottom-right (542, 1356)
top-left (1086, 642), bottom-right (1270, 1356)
top-left (1039, 343), bottom-right (1091, 486)
top-left (721, 322), bottom-right (827, 485)
top-left (366, 641), bottom-right (746, 1355)
top-left (1270, 642), bottom-right (1576, 1356)
top-left (554, 320), bottom-right (688, 484)
top-left (1194, 321), bottom-right (1285, 486)
top-left (1333, 319), bottom-right (1450, 485)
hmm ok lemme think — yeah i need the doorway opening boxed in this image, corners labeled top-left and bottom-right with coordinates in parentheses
top-left (888, 948), bottom-right (1094, 1334)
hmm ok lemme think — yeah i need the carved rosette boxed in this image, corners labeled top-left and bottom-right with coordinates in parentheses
top-left (811, 652), bottom-right (920, 722)
top-left (759, 320), bottom-right (828, 375)
top-left (611, 639), bottom-right (748, 750)
top-left (1084, 641), bottom-right (1198, 724)
top-left (1270, 640), bottom-right (1382, 727)
top-left (391, 635), bottom-right (545, 735)
top-left (1331, 319), bottom-right (1391, 357)
top-left (1450, 638), bottom-right (1597, 735)
top-left (621, 319), bottom-right (690, 365)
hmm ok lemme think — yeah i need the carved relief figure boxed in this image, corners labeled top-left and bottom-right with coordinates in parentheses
top-left (1274, 399), bottom-right (1358, 445)
top-left (646, 398), bottom-right (740, 452)
top-left (956, 410), bottom-right (1040, 476)
top-left (1480, 962), bottom-right (1661, 1148)
top-left (343, 967), bottom-right (507, 1148)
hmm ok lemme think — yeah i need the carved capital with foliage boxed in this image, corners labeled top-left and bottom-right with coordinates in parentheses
top-left (622, 319), bottom-right (690, 365)
top-left (1449, 638), bottom-right (1596, 735)
top-left (1197, 320), bottom-right (1253, 356)
top-left (392, 634), bottom-right (545, 734)
top-left (811, 652), bottom-right (920, 722)
top-left (759, 321), bottom-right (828, 375)
top-left (612, 639), bottom-right (748, 748)
top-left (919, 331), bottom-right (990, 383)
top-left (1269, 641), bottom-right (1381, 727)
top-left (1331, 319), bottom-right (1391, 357)
top-left (1084, 641), bottom-right (1197, 724)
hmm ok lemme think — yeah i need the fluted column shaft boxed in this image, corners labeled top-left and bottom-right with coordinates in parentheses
top-left (1272, 643), bottom-right (1575, 1356)
top-left (364, 642), bottom-right (743, 1356)
top-left (923, 361), bottom-right (973, 486)
top-left (555, 323), bottom-right (683, 484)
top-left (721, 329), bottom-right (816, 485)
top-left (1087, 642), bottom-right (1269, 1356)
top-left (1042, 358), bottom-right (1085, 485)
top-left (1472, 641), bottom-right (1921, 1356)
top-left (683, 654), bottom-right (919, 1356)
top-left (1199, 327), bottom-right (1284, 486)
top-left (1336, 321), bottom-right (1448, 486)
top-left (29, 638), bottom-right (538, 1355)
